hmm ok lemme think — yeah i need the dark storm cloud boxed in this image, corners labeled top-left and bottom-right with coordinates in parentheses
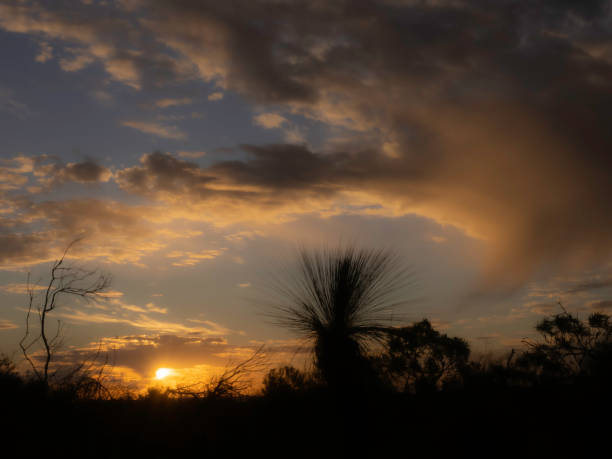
top-left (143, 0), bottom-right (612, 286)
top-left (211, 144), bottom-right (346, 192)
top-left (114, 151), bottom-right (216, 197)
top-left (114, 148), bottom-right (418, 208)
top-left (3, 1), bottom-right (612, 287)
top-left (42, 159), bottom-right (113, 185)
top-left (60, 160), bottom-right (111, 183)
top-left (0, 231), bottom-right (54, 268)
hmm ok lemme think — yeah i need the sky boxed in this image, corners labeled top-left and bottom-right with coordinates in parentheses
top-left (1, 0), bottom-right (612, 389)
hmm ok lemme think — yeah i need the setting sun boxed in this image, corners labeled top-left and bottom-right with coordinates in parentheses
top-left (155, 368), bottom-right (173, 380)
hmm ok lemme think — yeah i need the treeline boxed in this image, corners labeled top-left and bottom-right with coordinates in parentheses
top-left (2, 309), bottom-right (610, 400)
top-left (0, 309), bottom-right (610, 457)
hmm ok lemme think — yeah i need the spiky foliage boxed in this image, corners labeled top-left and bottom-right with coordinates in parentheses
top-left (270, 246), bottom-right (411, 390)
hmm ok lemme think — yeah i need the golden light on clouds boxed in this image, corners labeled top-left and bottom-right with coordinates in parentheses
top-left (2, 0), bottom-right (612, 378)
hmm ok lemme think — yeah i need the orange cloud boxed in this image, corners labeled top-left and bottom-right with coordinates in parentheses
top-left (167, 249), bottom-right (226, 267)
top-left (253, 113), bottom-right (287, 129)
top-left (155, 97), bottom-right (193, 108)
top-left (0, 319), bottom-right (18, 330)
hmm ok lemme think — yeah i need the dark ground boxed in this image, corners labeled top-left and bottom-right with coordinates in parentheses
top-left (1, 381), bottom-right (608, 458)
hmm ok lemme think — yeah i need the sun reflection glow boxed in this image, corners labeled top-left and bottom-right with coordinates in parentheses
top-left (155, 368), bottom-right (173, 380)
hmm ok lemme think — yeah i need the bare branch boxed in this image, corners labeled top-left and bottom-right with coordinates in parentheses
top-left (170, 345), bottom-right (268, 399)
top-left (19, 237), bottom-right (112, 386)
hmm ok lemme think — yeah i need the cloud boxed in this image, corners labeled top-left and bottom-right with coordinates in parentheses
top-left (0, 168), bottom-right (29, 191)
top-left (0, 283), bottom-right (46, 294)
top-left (60, 307), bottom-right (228, 335)
top-left (0, 319), bottom-right (18, 330)
top-left (566, 278), bottom-right (612, 295)
top-left (587, 300), bottom-right (612, 311)
top-left (96, 290), bottom-right (125, 299)
top-left (112, 149), bottom-right (358, 227)
top-left (52, 160), bottom-right (113, 185)
top-left (114, 152), bottom-right (213, 198)
top-left (177, 151), bottom-right (206, 159)
top-left (55, 332), bottom-right (309, 386)
top-left (59, 51), bottom-right (94, 72)
top-left (208, 91), bottom-right (223, 101)
top-left (35, 41), bottom-right (53, 62)
top-left (4, 1), bottom-right (612, 289)
top-left (1, 156), bottom-right (111, 191)
top-left (282, 125), bottom-right (306, 144)
top-left (0, 196), bottom-right (204, 268)
top-left (0, 87), bottom-right (32, 119)
top-left (0, 1), bottom-right (191, 89)
top-left (136, 0), bottom-right (612, 288)
top-left (166, 248), bottom-right (225, 267)
top-left (110, 129), bottom-right (612, 289)
top-left (253, 113), bottom-right (287, 129)
top-left (121, 120), bottom-right (187, 140)
top-left (95, 296), bottom-right (168, 315)
top-left (155, 97), bottom-right (193, 108)
top-left (0, 232), bottom-right (59, 270)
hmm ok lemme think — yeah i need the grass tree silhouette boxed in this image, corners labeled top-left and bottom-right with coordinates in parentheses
top-left (269, 246), bottom-right (412, 393)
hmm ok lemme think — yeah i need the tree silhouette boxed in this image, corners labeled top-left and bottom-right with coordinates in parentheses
top-left (269, 246), bottom-right (411, 391)
top-left (377, 319), bottom-right (470, 393)
top-left (19, 238), bottom-right (111, 386)
top-left (517, 307), bottom-right (612, 385)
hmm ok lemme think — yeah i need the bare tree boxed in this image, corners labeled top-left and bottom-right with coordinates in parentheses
top-left (19, 238), bottom-right (111, 386)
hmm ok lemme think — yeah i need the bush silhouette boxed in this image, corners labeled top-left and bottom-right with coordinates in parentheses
top-left (517, 309), bottom-right (612, 386)
top-left (377, 319), bottom-right (470, 393)
top-left (0, 353), bottom-right (23, 395)
top-left (262, 366), bottom-right (319, 396)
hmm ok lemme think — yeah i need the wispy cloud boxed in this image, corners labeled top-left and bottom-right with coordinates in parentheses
top-left (0, 283), bottom-right (46, 294)
top-left (35, 41), bottom-right (53, 63)
top-left (166, 249), bottom-right (226, 267)
top-left (208, 92), bottom-right (223, 101)
top-left (155, 97), bottom-right (193, 108)
top-left (60, 308), bottom-right (228, 335)
top-left (0, 87), bottom-right (32, 119)
top-left (0, 319), bottom-right (18, 330)
top-left (121, 120), bottom-right (187, 140)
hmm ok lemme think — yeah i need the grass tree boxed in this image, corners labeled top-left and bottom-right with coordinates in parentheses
top-left (269, 246), bottom-right (412, 391)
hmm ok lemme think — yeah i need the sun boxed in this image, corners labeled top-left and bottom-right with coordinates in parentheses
top-left (155, 368), bottom-right (173, 380)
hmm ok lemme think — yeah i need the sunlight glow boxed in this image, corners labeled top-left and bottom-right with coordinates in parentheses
top-left (155, 368), bottom-right (173, 380)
